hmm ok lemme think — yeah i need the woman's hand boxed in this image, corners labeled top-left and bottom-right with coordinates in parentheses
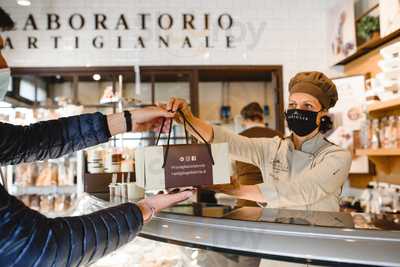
top-left (165, 97), bottom-right (194, 123)
top-left (163, 97), bottom-right (213, 142)
top-left (136, 189), bottom-right (194, 223)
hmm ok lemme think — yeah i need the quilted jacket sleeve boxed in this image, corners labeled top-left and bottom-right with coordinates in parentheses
top-left (0, 112), bottom-right (143, 266)
top-left (0, 112), bottom-right (111, 165)
top-left (0, 185), bottom-right (143, 267)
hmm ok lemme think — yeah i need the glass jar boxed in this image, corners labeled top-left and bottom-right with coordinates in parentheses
top-left (380, 117), bottom-right (391, 149)
top-left (389, 116), bottom-right (398, 148)
top-left (371, 119), bottom-right (380, 149)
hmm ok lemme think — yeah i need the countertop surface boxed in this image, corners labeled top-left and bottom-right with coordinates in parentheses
top-left (83, 193), bottom-right (400, 266)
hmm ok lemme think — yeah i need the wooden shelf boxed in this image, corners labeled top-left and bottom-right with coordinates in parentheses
top-left (368, 98), bottom-right (400, 117)
top-left (84, 172), bottom-right (135, 193)
top-left (335, 29), bottom-right (400, 66)
top-left (356, 148), bottom-right (400, 156)
top-left (10, 185), bottom-right (77, 196)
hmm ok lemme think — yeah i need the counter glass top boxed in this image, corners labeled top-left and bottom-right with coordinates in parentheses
top-left (85, 193), bottom-right (400, 266)
top-left (91, 192), bottom-right (400, 231)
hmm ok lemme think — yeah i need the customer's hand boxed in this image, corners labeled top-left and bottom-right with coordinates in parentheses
top-left (137, 189), bottom-right (194, 223)
top-left (130, 106), bottom-right (174, 132)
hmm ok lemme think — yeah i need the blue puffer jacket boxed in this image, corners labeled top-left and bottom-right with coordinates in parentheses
top-left (0, 112), bottom-right (143, 267)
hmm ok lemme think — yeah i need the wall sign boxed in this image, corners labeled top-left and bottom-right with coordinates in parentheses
top-left (3, 12), bottom-right (235, 50)
top-left (1, 0), bottom-right (272, 67)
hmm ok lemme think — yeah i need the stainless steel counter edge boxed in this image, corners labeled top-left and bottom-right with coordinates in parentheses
top-left (81, 194), bottom-right (400, 266)
top-left (141, 212), bottom-right (400, 266)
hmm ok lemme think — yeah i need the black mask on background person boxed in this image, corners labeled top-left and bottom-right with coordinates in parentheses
top-left (285, 109), bottom-right (320, 137)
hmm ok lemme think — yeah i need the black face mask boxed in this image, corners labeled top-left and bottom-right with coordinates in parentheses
top-left (285, 109), bottom-right (319, 137)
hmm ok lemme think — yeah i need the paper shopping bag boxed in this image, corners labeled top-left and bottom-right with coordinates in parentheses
top-left (135, 111), bottom-right (230, 190)
top-left (135, 142), bottom-right (230, 190)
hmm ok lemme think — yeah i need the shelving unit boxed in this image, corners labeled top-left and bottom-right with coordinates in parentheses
top-left (336, 29), bottom-right (400, 65)
top-left (356, 148), bottom-right (400, 156)
top-left (84, 172), bottom-right (134, 193)
top-left (359, 99), bottom-right (400, 177)
top-left (10, 185), bottom-right (77, 196)
top-left (368, 98), bottom-right (400, 117)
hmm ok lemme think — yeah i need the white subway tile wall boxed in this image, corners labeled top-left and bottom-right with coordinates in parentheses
top-left (2, 0), bottom-right (344, 106)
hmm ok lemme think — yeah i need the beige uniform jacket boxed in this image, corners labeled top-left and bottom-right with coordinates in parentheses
top-left (212, 125), bottom-right (352, 212)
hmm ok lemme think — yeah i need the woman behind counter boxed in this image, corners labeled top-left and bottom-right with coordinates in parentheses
top-left (166, 71), bottom-right (352, 212)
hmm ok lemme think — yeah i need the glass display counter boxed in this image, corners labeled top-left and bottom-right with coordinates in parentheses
top-left (75, 193), bottom-right (400, 267)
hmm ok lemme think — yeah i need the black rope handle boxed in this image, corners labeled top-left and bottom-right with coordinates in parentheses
top-left (177, 110), bottom-right (215, 165)
top-left (154, 109), bottom-right (215, 168)
top-left (161, 118), bottom-right (173, 168)
top-left (155, 117), bottom-right (188, 146)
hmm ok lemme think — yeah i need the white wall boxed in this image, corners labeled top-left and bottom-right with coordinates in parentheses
top-left (2, 0), bottom-right (343, 107)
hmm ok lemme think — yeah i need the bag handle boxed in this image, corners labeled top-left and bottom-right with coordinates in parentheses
top-left (155, 109), bottom-right (215, 168)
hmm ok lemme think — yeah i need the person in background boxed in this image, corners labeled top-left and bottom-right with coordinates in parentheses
top-left (0, 8), bottom-right (192, 267)
top-left (236, 102), bottom-right (282, 207)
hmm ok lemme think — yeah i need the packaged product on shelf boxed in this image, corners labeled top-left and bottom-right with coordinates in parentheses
top-left (15, 163), bottom-right (36, 186)
top-left (366, 119), bottom-right (373, 149)
top-left (359, 118), bottom-right (370, 149)
top-left (19, 195), bottom-right (30, 207)
top-left (371, 119), bottom-right (380, 149)
top-left (40, 195), bottom-right (55, 212)
top-left (36, 161), bottom-right (58, 186)
top-left (87, 148), bottom-right (104, 174)
top-left (30, 195), bottom-right (40, 211)
top-left (397, 116), bottom-right (400, 149)
top-left (121, 159), bottom-right (134, 173)
top-left (104, 148), bottom-right (122, 173)
top-left (353, 130), bottom-right (362, 150)
top-left (380, 41), bottom-right (400, 60)
top-left (67, 158), bottom-right (76, 185)
top-left (54, 195), bottom-right (66, 212)
top-left (380, 117), bottom-right (390, 148)
top-left (58, 157), bottom-right (76, 186)
top-left (57, 160), bottom-right (68, 186)
top-left (389, 116), bottom-right (398, 148)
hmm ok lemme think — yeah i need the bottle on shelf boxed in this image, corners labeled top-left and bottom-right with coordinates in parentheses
top-left (87, 148), bottom-right (104, 174)
top-left (389, 116), bottom-right (398, 148)
top-left (381, 117), bottom-right (391, 149)
top-left (397, 115), bottom-right (400, 149)
top-left (104, 146), bottom-right (123, 173)
top-left (371, 119), bottom-right (380, 149)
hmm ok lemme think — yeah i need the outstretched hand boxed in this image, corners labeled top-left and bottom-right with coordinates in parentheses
top-left (137, 189), bottom-right (195, 223)
top-left (131, 106), bottom-right (174, 132)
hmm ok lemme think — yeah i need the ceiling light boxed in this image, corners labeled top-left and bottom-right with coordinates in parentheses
top-left (17, 0), bottom-right (31, 6)
top-left (92, 74), bottom-right (101, 81)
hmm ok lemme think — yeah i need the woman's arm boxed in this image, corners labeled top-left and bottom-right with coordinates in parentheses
top-left (206, 179), bottom-right (267, 203)
top-left (0, 107), bottom-right (173, 165)
top-left (258, 149), bottom-right (352, 209)
top-left (209, 149), bottom-right (351, 208)
top-left (167, 98), bottom-right (278, 167)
